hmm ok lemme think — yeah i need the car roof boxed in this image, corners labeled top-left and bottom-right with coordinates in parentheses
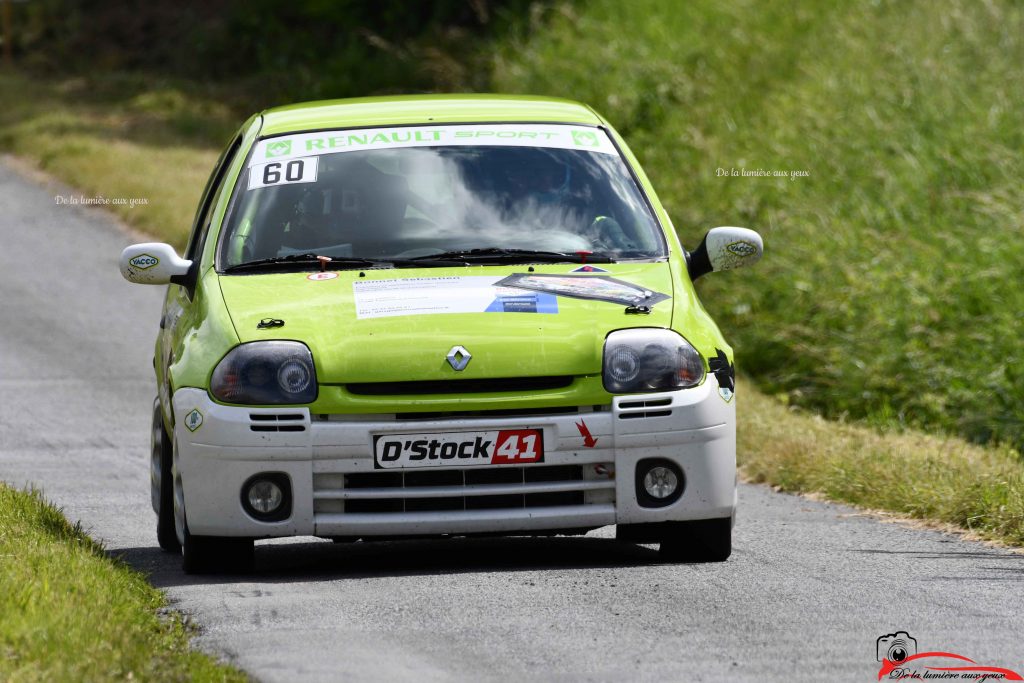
top-left (258, 94), bottom-right (603, 136)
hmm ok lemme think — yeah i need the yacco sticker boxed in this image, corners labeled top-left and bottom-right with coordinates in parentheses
top-left (249, 124), bottom-right (619, 167)
top-left (495, 273), bottom-right (670, 308)
top-left (307, 272), bottom-right (339, 281)
top-left (726, 240), bottom-right (757, 257)
top-left (248, 156), bottom-right (319, 190)
top-left (129, 254), bottom-right (159, 270)
top-left (184, 409), bottom-right (203, 432)
top-left (353, 276), bottom-right (560, 319)
top-left (569, 265), bottom-right (608, 273)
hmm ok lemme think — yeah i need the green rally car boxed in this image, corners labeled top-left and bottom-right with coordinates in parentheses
top-left (120, 95), bottom-right (762, 574)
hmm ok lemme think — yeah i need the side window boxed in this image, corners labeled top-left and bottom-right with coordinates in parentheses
top-left (185, 135), bottom-right (243, 262)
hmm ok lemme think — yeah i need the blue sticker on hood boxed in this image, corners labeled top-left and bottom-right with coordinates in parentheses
top-left (485, 292), bottom-right (558, 313)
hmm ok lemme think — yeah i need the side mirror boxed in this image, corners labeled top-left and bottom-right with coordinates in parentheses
top-left (687, 227), bottom-right (763, 281)
top-left (119, 242), bottom-right (193, 286)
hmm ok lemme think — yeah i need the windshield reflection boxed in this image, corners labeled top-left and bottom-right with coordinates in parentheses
top-left (220, 145), bottom-right (666, 267)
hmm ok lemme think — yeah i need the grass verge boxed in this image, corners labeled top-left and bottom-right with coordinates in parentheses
top-left (738, 384), bottom-right (1024, 547)
top-left (0, 69), bottom-right (237, 248)
top-left (1, 68), bottom-right (1021, 548)
top-left (0, 483), bottom-right (245, 682)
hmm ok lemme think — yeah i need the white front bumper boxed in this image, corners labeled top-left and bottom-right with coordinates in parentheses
top-left (171, 380), bottom-right (736, 538)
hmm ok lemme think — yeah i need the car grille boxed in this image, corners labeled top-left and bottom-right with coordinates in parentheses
top-left (313, 405), bottom-right (607, 422)
top-left (344, 376), bottom-right (574, 395)
top-left (313, 464), bottom-right (615, 514)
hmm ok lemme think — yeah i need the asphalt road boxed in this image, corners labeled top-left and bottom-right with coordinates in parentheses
top-left (1, 157), bottom-right (1022, 682)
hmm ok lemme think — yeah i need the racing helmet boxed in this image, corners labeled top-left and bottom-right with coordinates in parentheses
top-left (497, 148), bottom-right (572, 203)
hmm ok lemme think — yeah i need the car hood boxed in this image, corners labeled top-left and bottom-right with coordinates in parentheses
top-left (217, 263), bottom-right (675, 384)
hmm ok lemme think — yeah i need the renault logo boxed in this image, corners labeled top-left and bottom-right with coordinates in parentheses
top-left (446, 345), bottom-right (471, 371)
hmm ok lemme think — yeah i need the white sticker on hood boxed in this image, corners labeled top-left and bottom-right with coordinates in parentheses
top-left (353, 276), bottom-right (558, 319)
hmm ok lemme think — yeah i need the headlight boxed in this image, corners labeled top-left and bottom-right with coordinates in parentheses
top-left (211, 341), bottom-right (318, 404)
top-left (602, 329), bottom-right (705, 393)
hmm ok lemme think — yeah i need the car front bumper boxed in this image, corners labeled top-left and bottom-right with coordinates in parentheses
top-left (171, 379), bottom-right (736, 538)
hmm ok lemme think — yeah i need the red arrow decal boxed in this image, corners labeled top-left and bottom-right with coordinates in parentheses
top-left (575, 420), bottom-right (598, 448)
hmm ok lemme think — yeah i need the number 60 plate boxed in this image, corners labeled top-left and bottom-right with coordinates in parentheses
top-left (372, 429), bottom-right (544, 469)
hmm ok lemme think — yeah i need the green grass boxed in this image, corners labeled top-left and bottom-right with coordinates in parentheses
top-left (0, 484), bottom-right (246, 682)
top-left (738, 383), bottom-right (1024, 546)
top-left (0, 70), bottom-right (238, 248)
top-left (491, 0), bottom-right (1024, 450)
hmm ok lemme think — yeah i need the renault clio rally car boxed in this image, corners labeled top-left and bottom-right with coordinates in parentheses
top-left (120, 95), bottom-right (762, 574)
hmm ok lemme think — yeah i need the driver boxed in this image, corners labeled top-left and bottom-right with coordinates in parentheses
top-left (502, 150), bottom-right (572, 205)
top-left (495, 149), bottom-right (631, 251)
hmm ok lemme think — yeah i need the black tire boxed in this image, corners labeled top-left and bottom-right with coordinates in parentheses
top-left (182, 521), bottom-right (255, 575)
top-left (658, 517), bottom-right (732, 563)
top-left (152, 399), bottom-right (180, 553)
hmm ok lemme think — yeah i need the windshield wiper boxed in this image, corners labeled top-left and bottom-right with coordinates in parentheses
top-left (223, 253), bottom-right (468, 273)
top-left (222, 254), bottom-right (382, 273)
top-left (408, 248), bottom-right (615, 264)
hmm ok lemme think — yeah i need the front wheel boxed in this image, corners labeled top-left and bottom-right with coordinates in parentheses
top-left (151, 399), bottom-right (180, 552)
top-left (658, 518), bottom-right (732, 563)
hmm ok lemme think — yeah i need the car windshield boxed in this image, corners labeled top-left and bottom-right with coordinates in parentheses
top-left (218, 124), bottom-right (667, 268)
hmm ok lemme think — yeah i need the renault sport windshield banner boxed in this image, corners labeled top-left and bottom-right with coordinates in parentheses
top-left (249, 124), bottom-right (619, 167)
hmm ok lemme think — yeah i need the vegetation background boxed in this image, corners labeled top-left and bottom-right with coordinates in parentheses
top-left (5, 0), bottom-right (1020, 451)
